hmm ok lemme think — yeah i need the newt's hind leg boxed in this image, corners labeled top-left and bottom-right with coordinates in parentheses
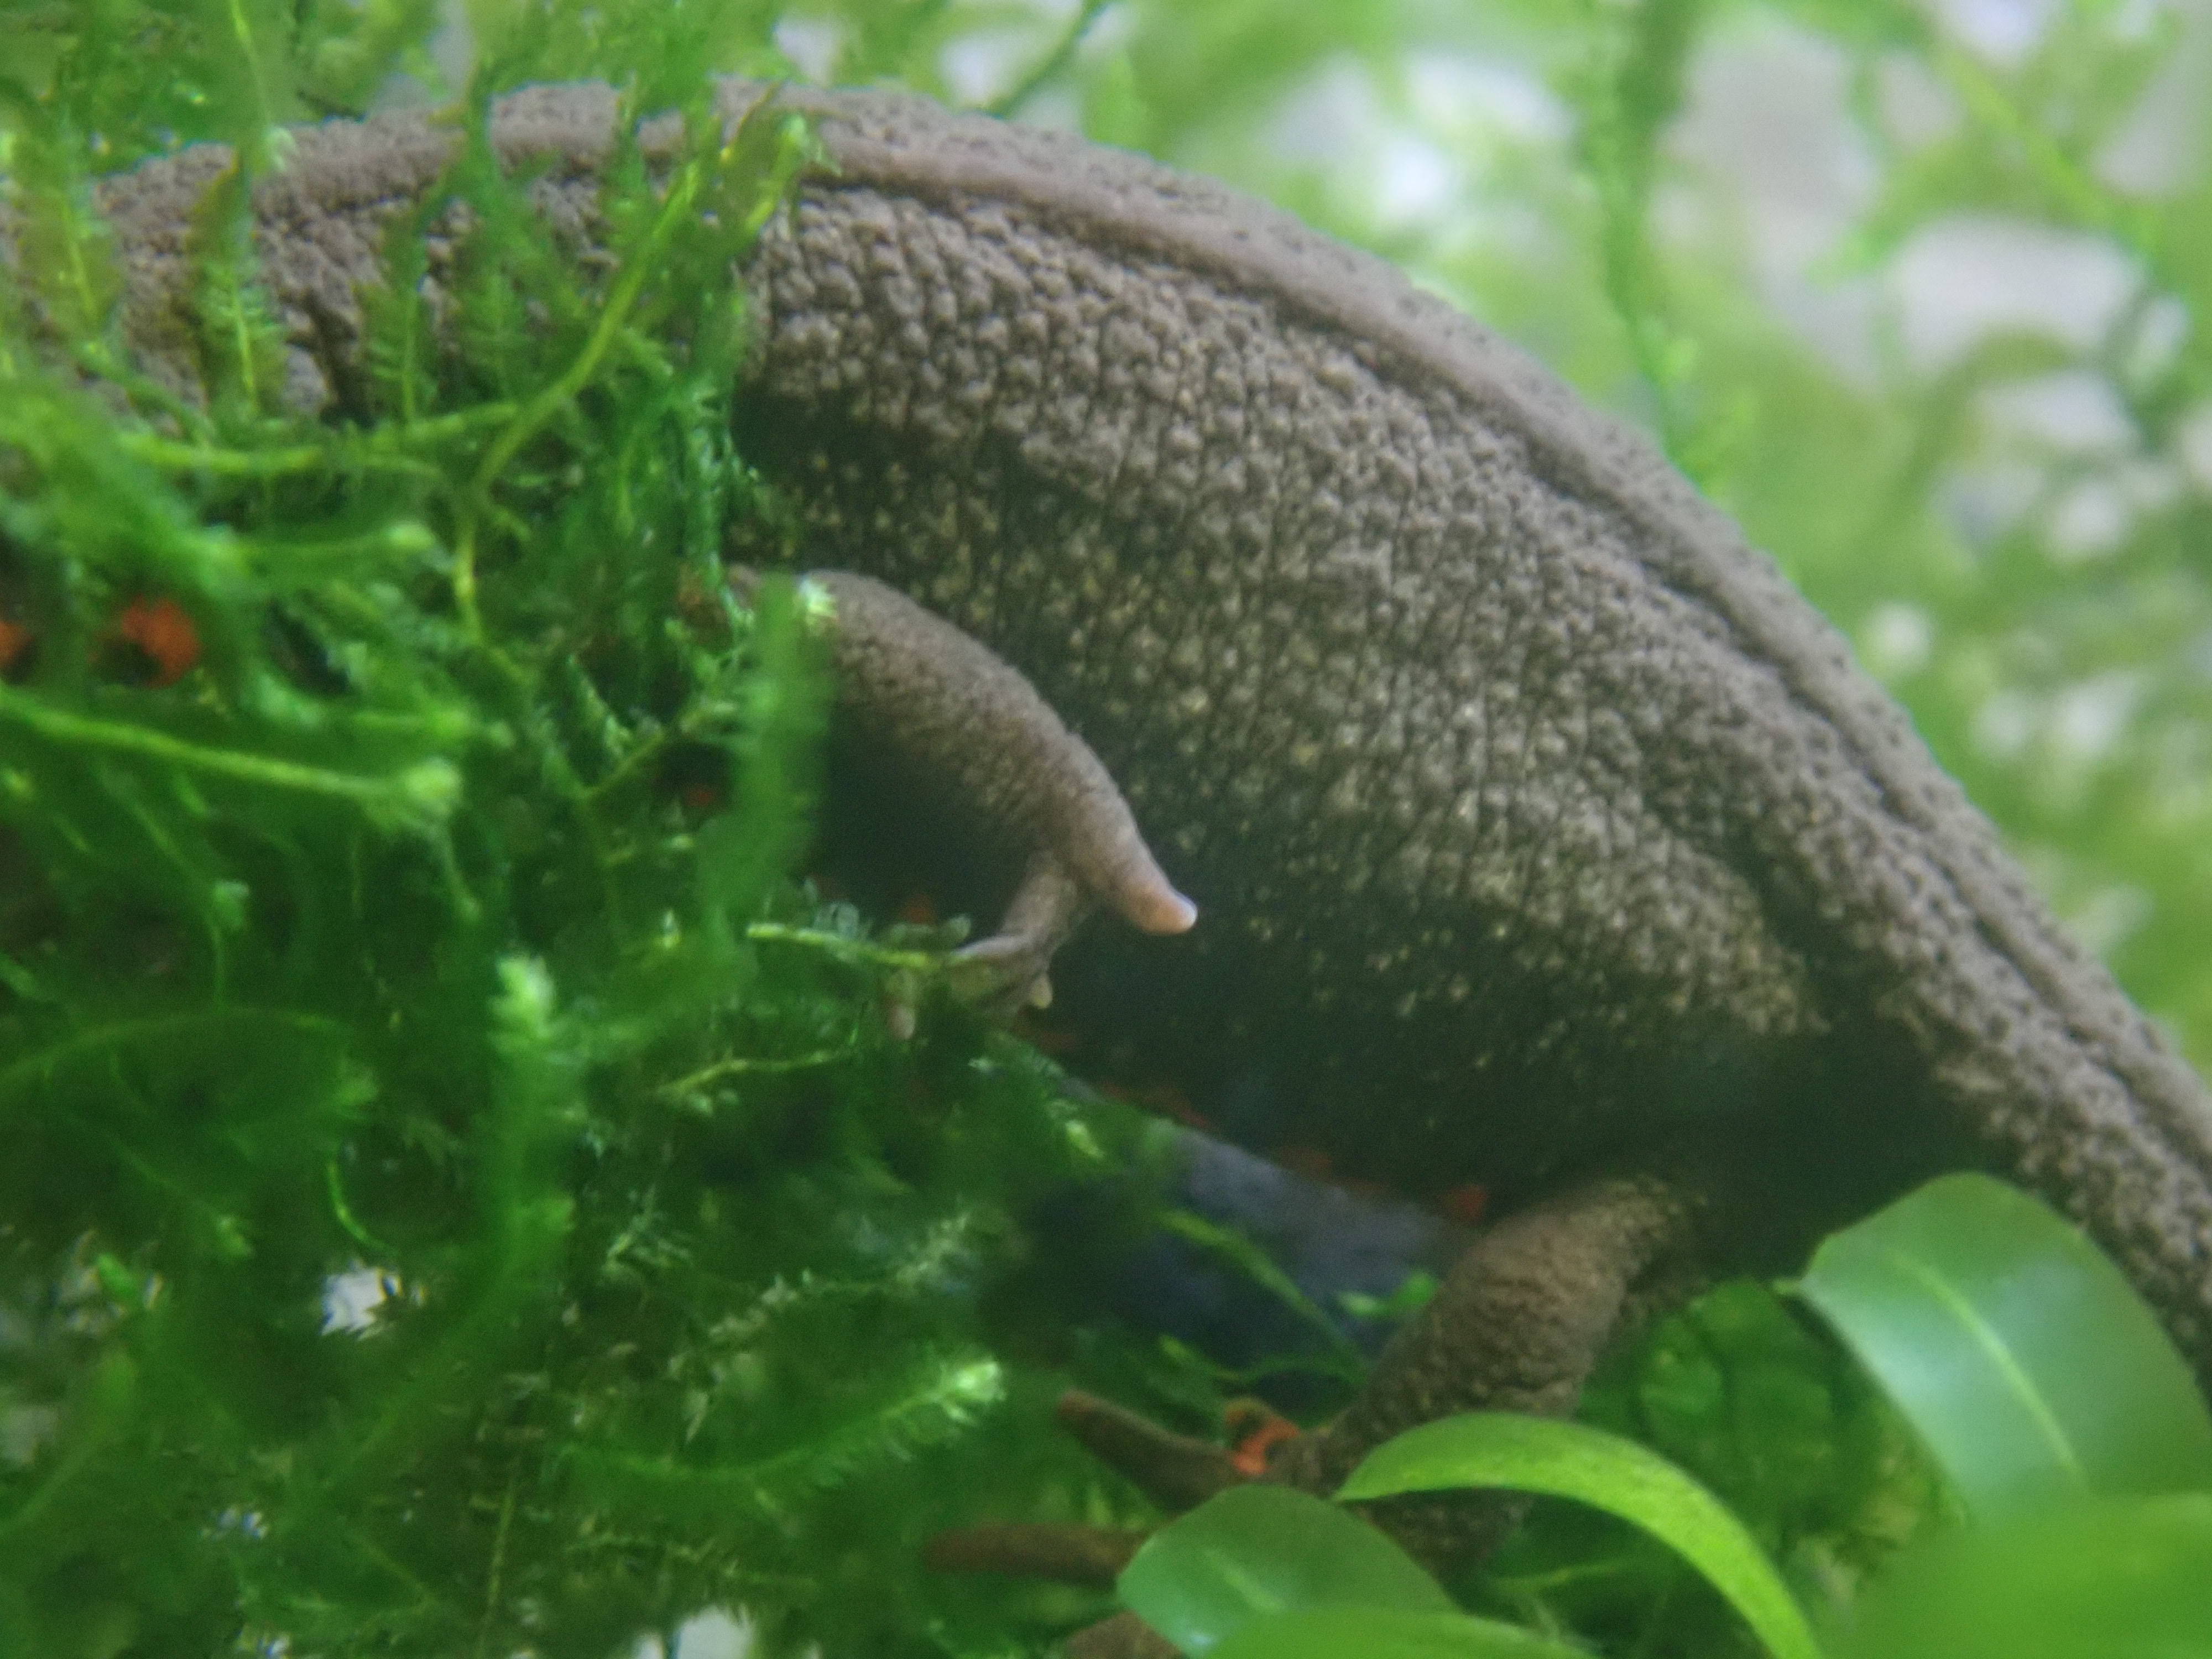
top-left (743, 567), bottom-right (1196, 1010)
top-left (937, 1172), bottom-right (1710, 1659)
top-left (1262, 1170), bottom-right (1708, 1569)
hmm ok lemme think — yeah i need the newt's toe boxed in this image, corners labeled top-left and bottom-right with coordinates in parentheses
top-left (1109, 848), bottom-right (1198, 938)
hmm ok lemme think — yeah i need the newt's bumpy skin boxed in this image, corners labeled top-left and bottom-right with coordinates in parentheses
top-left (72, 82), bottom-right (2212, 1386)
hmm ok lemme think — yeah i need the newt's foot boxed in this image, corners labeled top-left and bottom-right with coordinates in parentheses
top-left (745, 567), bottom-right (1196, 1012)
top-left (942, 847), bottom-right (1085, 1014)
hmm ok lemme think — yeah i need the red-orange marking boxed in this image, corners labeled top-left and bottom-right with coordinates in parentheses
top-left (117, 597), bottom-right (201, 687)
top-left (0, 618), bottom-right (32, 677)
top-left (1436, 1183), bottom-right (1490, 1227)
top-left (1224, 1400), bottom-right (1302, 1477)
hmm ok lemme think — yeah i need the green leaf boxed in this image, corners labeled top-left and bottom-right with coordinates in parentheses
top-left (1210, 1606), bottom-right (1592, 1659)
top-left (1829, 1495), bottom-right (2212, 1659)
top-left (1117, 1484), bottom-right (1457, 1656)
top-left (1795, 1173), bottom-right (2212, 1517)
top-left (1338, 1413), bottom-right (1823, 1659)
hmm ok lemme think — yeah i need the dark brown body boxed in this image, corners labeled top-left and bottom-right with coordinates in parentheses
top-left (66, 79), bottom-right (2212, 1383)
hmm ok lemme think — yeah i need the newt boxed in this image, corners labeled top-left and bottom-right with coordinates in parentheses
top-left (45, 75), bottom-right (2212, 1652)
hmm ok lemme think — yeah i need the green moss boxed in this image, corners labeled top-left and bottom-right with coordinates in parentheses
top-left (0, 6), bottom-right (1206, 1656)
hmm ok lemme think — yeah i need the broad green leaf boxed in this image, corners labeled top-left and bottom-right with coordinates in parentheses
top-left (1830, 1495), bottom-right (2212, 1659)
top-left (1117, 1484), bottom-right (1456, 1656)
top-left (1338, 1413), bottom-right (1822, 1659)
top-left (1796, 1173), bottom-right (2212, 1516)
top-left (1211, 1606), bottom-right (1590, 1659)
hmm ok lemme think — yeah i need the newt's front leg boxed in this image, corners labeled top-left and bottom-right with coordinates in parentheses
top-left (773, 567), bottom-right (1197, 1010)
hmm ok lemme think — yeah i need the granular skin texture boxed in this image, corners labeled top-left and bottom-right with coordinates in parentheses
top-left (51, 81), bottom-right (2212, 1393)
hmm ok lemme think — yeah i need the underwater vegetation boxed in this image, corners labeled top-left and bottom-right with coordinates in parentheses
top-left (3, 1), bottom-right (2212, 1656)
